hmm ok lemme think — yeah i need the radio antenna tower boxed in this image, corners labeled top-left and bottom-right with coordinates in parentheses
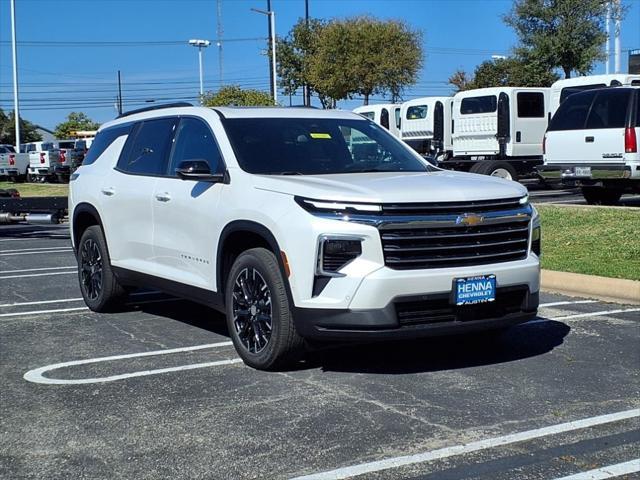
top-left (217, 0), bottom-right (223, 86)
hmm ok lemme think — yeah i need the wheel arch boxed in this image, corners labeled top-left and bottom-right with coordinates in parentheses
top-left (72, 203), bottom-right (104, 252)
top-left (216, 220), bottom-right (293, 303)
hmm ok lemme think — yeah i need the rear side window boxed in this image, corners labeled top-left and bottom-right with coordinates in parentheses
top-left (548, 90), bottom-right (597, 131)
top-left (632, 80), bottom-right (640, 86)
top-left (585, 89), bottom-right (631, 129)
top-left (58, 141), bottom-right (75, 149)
top-left (380, 108), bottom-right (390, 129)
top-left (117, 117), bottom-right (177, 176)
top-left (559, 84), bottom-right (605, 104)
top-left (460, 96), bottom-right (496, 114)
top-left (406, 105), bottom-right (428, 119)
top-left (82, 124), bottom-right (131, 166)
top-left (168, 117), bottom-right (223, 175)
top-left (394, 108), bottom-right (401, 129)
top-left (517, 92), bottom-right (545, 118)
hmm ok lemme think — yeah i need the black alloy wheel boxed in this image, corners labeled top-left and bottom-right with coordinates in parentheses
top-left (231, 267), bottom-right (273, 354)
top-left (80, 238), bottom-right (103, 301)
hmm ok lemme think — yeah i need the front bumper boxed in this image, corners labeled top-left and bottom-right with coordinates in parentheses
top-left (293, 285), bottom-right (538, 340)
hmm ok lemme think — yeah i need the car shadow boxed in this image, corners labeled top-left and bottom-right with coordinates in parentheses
top-left (128, 297), bottom-right (570, 375)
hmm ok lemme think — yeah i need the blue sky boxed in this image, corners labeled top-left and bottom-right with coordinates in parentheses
top-left (1, 0), bottom-right (639, 130)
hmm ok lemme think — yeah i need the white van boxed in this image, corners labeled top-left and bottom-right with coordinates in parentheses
top-left (399, 97), bottom-right (453, 158)
top-left (549, 74), bottom-right (640, 117)
top-left (540, 86), bottom-right (639, 204)
top-left (448, 87), bottom-right (550, 180)
top-left (353, 104), bottom-right (401, 138)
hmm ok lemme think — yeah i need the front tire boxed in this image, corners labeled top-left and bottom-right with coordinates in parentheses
top-left (77, 225), bottom-right (127, 312)
top-left (225, 248), bottom-right (304, 370)
top-left (473, 160), bottom-right (518, 181)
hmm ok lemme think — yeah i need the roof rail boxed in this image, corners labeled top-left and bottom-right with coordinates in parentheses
top-left (116, 102), bottom-right (193, 119)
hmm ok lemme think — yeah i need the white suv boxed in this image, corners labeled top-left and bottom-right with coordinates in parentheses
top-left (70, 104), bottom-right (541, 370)
top-left (540, 86), bottom-right (639, 204)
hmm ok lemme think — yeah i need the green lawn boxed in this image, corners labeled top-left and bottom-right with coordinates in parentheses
top-left (537, 204), bottom-right (640, 281)
top-left (0, 181), bottom-right (69, 198)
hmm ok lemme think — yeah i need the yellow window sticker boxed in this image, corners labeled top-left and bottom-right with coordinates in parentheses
top-left (310, 133), bottom-right (332, 139)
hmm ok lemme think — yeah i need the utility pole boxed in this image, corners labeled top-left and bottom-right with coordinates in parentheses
top-left (10, 0), bottom-right (20, 150)
top-left (605, 2), bottom-right (610, 74)
top-left (614, 0), bottom-right (621, 73)
top-left (217, 0), bottom-right (223, 86)
top-left (251, 7), bottom-right (278, 104)
top-left (304, 0), bottom-right (311, 107)
top-left (117, 70), bottom-right (123, 115)
top-left (267, 0), bottom-right (274, 98)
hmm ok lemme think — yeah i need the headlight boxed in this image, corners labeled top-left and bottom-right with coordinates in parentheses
top-left (531, 205), bottom-right (541, 256)
top-left (519, 194), bottom-right (529, 205)
top-left (317, 236), bottom-right (363, 277)
top-left (296, 196), bottom-right (381, 214)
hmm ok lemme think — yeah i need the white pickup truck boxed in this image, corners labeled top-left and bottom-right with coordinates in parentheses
top-left (0, 144), bottom-right (30, 182)
top-left (28, 139), bottom-right (85, 183)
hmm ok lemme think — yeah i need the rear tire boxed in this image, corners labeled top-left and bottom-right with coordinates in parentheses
top-left (77, 225), bottom-right (127, 312)
top-left (581, 186), bottom-right (622, 205)
top-left (225, 247), bottom-right (304, 370)
top-left (473, 160), bottom-right (518, 181)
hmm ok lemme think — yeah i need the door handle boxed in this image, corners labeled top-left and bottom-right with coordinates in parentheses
top-left (155, 193), bottom-right (171, 202)
top-left (101, 187), bottom-right (115, 196)
top-left (585, 136), bottom-right (594, 143)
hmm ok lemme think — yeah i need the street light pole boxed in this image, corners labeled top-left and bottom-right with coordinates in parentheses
top-left (10, 0), bottom-right (20, 150)
top-left (251, 7), bottom-right (278, 104)
top-left (189, 39), bottom-right (211, 103)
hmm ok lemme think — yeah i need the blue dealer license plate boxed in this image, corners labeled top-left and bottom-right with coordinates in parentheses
top-left (455, 275), bottom-right (496, 305)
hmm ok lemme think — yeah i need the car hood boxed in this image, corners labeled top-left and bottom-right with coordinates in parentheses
top-left (252, 170), bottom-right (527, 203)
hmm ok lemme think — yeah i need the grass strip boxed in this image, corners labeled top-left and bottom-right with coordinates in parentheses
top-left (0, 181), bottom-right (69, 198)
top-left (537, 204), bottom-right (640, 281)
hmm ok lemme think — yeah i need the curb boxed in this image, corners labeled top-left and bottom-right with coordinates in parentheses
top-left (541, 269), bottom-right (640, 305)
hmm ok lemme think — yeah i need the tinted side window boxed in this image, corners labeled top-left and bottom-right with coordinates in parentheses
top-left (460, 96), bottom-right (497, 114)
top-left (380, 108), bottom-right (390, 129)
top-left (406, 105), bottom-right (427, 119)
top-left (168, 118), bottom-right (223, 175)
top-left (517, 92), bottom-right (545, 118)
top-left (548, 91), bottom-right (597, 131)
top-left (82, 124), bottom-right (131, 166)
top-left (359, 111), bottom-right (375, 120)
top-left (559, 84), bottom-right (605, 103)
top-left (394, 108), bottom-right (401, 129)
top-left (585, 89), bottom-right (631, 129)
top-left (632, 80), bottom-right (640, 86)
top-left (117, 118), bottom-right (177, 176)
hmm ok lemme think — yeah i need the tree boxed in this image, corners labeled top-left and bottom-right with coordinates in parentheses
top-left (448, 69), bottom-right (474, 92)
top-left (473, 55), bottom-right (558, 87)
top-left (504, 0), bottom-right (617, 78)
top-left (201, 85), bottom-right (275, 107)
top-left (309, 17), bottom-right (423, 106)
top-left (0, 108), bottom-right (42, 145)
top-left (276, 18), bottom-right (327, 101)
top-left (54, 112), bottom-right (100, 139)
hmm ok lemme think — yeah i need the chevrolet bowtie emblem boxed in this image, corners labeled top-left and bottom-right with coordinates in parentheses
top-left (456, 213), bottom-right (484, 226)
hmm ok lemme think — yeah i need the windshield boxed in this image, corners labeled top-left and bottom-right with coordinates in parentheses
top-left (223, 117), bottom-right (431, 175)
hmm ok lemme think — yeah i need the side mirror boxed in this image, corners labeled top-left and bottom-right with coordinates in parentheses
top-left (176, 160), bottom-right (228, 183)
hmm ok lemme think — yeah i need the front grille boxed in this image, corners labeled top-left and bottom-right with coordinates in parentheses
top-left (396, 287), bottom-right (528, 326)
top-left (379, 199), bottom-right (530, 270)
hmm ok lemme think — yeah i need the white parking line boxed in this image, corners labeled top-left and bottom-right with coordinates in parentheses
top-left (0, 249), bottom-right (72, 256)
top-left (553, 459), bottom-right (640, 480)
top-left (527, 308), bottom-right (640, 325)
top-left (289, 409), bottom-right (640, 480)
top-left (0, 266), bottom-right (76, 274)
top-left (0, 307), bottom-right (88, 318)
top-left (0, 298), bottom-right (84, 308)
top-left (23, 341), bottom-right (241, 385)
top-left (0, 271), bottom-right (76, 280)
top-left (539, 300), bottom-right (598, 308)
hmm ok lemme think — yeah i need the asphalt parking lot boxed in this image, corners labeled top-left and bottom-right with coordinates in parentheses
top-left (1, 224), bottom-right (639, 480)
top-left (522, 181), bottom-right (640, 207)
